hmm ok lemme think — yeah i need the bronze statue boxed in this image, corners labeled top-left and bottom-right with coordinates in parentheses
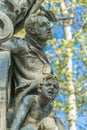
top-left (1, 12), bottom-right (54, 111)
top-left (0, 3), bottom-right (66, 129)
top-left (1, 12), bottom-right (53, 86)
top-left (10, 75), bottom-right (65, 130)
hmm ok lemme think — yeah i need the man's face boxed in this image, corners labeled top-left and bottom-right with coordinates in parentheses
top-left (34, 16), bottom-right (53, 41)
top-left (41, 79), bottom-right (58, 100)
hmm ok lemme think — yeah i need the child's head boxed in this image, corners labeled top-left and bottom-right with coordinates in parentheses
top-left (39, 75), bottom-right (59, 101)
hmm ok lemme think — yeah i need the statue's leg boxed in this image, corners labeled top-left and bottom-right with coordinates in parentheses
top-left (10, 95), bottom-right (33, 130)
top-left (20, 124), bottom-right (37, 130)
top-left (38, 117), bottom-right (58, 130)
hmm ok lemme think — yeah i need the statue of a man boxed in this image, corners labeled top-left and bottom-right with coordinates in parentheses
top-left (0, 5), bottom-right (66, 130)
top-left (1, 12), bottom-right (53, 85)
top-left (0, 12), bottom-right (54, 109)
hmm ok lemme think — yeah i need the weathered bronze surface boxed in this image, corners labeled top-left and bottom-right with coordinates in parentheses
top-left (0, 11), bottom-right (14, 43)
top-left (0, 51), bottom-right (10, 130)
top-left (0, 1), bottom-right (65, 130)
top-left (0, 0), bottom-right (57, 38)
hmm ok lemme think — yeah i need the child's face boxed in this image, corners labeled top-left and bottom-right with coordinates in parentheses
top-left (41, 79), bottom-right (59, 101)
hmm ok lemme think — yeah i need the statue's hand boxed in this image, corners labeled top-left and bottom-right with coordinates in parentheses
top-left (30, 80), bottom-right (38, 89)
top-left (7, 108), bottom-right (14, 128)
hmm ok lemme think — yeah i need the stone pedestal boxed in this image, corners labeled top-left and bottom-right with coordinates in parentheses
top-left (0, 51), bottom-right (10, 130)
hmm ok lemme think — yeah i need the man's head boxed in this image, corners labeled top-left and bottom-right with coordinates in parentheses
top-left (24, 11), bottom-right (53, 41)
top-left (39, 75), bottom-right (59, 101)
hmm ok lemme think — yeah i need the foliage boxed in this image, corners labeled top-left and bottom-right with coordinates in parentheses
top-left (43, 0), bottom-right (87, 130)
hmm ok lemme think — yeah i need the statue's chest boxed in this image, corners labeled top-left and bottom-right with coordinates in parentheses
top-left (19, 52), bottom-right (51, 73)
top-left (30, 106), bottom-right (48, 120)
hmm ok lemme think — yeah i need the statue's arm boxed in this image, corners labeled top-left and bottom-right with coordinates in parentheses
top-left (0, 38), bottom-right (29, 54)
top-left (48, 110), bottom-right (66, 130)
top-left (29, 0), bottom-right (44, 15)
top-left (11, 95), bottom-right (34, 130)
top-left (54, 116), bottom-right (66, 130)
top-left (28, 0), bottom-right (57, 22)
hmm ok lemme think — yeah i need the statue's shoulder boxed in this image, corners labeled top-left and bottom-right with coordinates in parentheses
top-left (11, 37), bottom-right (27, 44)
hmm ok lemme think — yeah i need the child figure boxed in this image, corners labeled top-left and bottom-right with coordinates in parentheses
top-left (10, 75), bottom-right (65, 130)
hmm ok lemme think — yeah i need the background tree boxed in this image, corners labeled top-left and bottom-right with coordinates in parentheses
top-left (43, 0), bottom-right (87, 130)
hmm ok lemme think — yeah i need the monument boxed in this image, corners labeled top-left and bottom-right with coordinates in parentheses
top-left (0, 1), bottom-right (65, 130)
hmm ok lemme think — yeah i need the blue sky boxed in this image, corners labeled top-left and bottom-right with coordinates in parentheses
top-left (44, 2), bottom-right (87, 130)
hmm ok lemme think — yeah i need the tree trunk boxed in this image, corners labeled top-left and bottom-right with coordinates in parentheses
top-left (60, 2), bottom-right (77, 130)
